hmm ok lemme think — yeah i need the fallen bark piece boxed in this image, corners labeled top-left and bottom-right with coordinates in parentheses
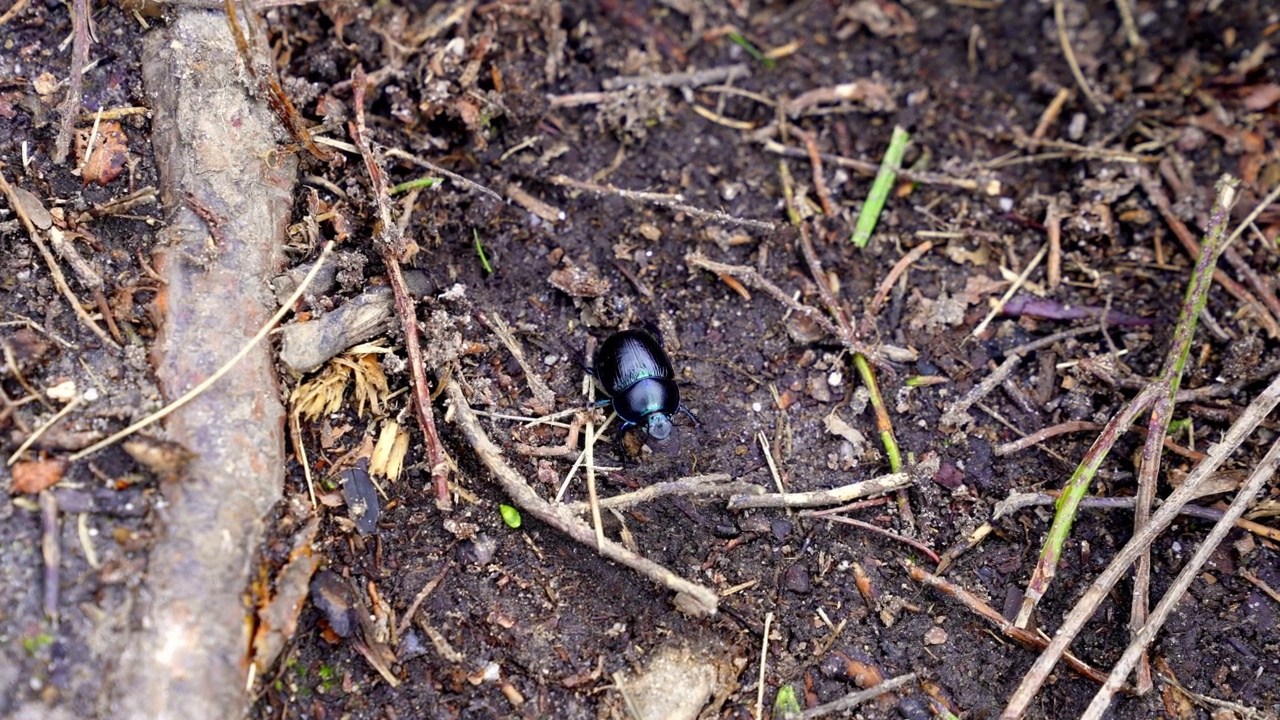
top-left (278, 287), bottom-right (394, 374)
top-left (111, 8), bottom-right (297, 720)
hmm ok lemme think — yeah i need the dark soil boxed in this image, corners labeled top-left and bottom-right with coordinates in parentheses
top-left (2, 1), bottom-right (1279, 719)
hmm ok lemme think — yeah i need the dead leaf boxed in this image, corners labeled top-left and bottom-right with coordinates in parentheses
top-left (11, 458), bottom-right (68, 494)
top-left (548, 261), bottom-right (612, 298)
top-left (1243, 83), bottom-right (1280, 111)
top-left (77, 121), bottom-right (130, 186)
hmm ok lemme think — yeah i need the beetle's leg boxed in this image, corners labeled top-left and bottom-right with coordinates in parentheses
top-left (590, 398), bottom-right (612, 409)
top-left (613, 421), bottom-right (635, 462)
top-left (677, 405), bottom-right (701, 428)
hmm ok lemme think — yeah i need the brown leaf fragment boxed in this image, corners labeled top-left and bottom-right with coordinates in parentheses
top-left (122, 436), bottom-right (196, 478)
top-left (11, 458), bottom-right (67, 494)
top-left (77, 121), bottom-right (130, 185)
top-left (1243, 83), bottom-right (1280, 111)
top-left (548, 261), bottom-right (612, 298)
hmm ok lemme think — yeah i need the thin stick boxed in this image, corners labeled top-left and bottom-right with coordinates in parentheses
top-left (793, 672), bottom-right (918, 719)
top-left (565, 474), bottom-right (762, 512)
top-left (729, 473), bottom-right (910, 509)
top-left (870, 241), bottom-right (933, 315)
top-left (1129, 179), bottom-right (1237, 692)
top-left (351, 67), bottom-right (450, 507)
top-left (942, 326), bottom-right (1101, 427)
top-left (8, 396), bottom-right (82, 465)
top-left (1045, 198), bottom-right (1063, 290)
top-left (394, 563), bottom-right (449, 637)
top-left (826, 515), bottom-right (939, 563)
top-left (0, 168), bottom-right (119, 350)
top-left (384, 148), bottom-right (503, 202)
top-left (601, 63), bottom-right (749, 90)
top-left (585, 410), bottom-right (604, 549)
top-left (992, 491), bottom-right (1280, 540)
top-left (904, 561), bottom-right (1113, 685)
top-left (755, 611), bottom-right (773, 720)
top-left (1113, 0), bottom-right (1144, 49)
top-left (998, 371), bottom-right (1280, 719)
top-left (69, 241), bottom-right (335, 461)
top-left (52, 0), bottom-right (90, 164)
top-left (446, 380), bottom-right (719, 616)
top-left (548, 174), bottom-right (779, 231)
top-left (971, 243), bottom-right (1048, 338)
top-left (1081, 436), bottom-right (1280, 719)
top-left (1054, 0), bottom-right (1107, 115)
top-left (1017, 181), bottom-right (1236, 626)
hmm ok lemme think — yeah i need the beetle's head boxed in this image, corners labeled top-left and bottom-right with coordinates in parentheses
top-left (644, 413), bottom-right (673, 441)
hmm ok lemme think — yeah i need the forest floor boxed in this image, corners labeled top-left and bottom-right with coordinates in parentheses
top-left (1, 1), bottom-right (1279, 719)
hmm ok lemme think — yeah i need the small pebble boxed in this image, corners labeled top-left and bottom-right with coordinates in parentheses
top-left (770, 518), bottom-right (792, 541)
top-left (782, 563), bottom-right (811, 593)
top-left (924, 626), bottom-right (948, 645)
top-left (827, 371), bottom-right (843, 387)
top-left (998, 196), bottom-right (1014, 212)
top-left (751, 401), bottom-right (762, 412)
top-left (543, 354), bottom-right (558, 366)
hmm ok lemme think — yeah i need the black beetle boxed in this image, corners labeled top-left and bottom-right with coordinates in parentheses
top-left (591, 328), bottom-right (699, 446)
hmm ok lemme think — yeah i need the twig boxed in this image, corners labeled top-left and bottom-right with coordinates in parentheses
top-left (480, 312), bottom-right (555, 414)
top-left (1045, 198), bottom-right (1063, 290)
top-left (1031, 88), bottom-right (1072, 142)
top-left (999, 370), bottom-right (1280, 719)
top-left (826, 515), bottom-right (939, 563)
top-left (792, 128), bottom-right (834, 216)
top-left (992, 420), bottom-right (1097, 456)
top-left (394, 562), bottom-right (449, 637)
top-left (0, 0), bottom-right (31, 26)
top-left (565, 474), bottom-right (762, 512)
top-left (971, 243), bottom-right (1048, 338)
top-left (1130, 179), bottom-right (1238, 692)
top-left (791, 672), bottom-right (918, 719)
top-left (69, 241), bottom-right (335, 461)
top-left (0, 168), bottom-right (119, 350)
top-left (728, 473), bottom-right (910, 509)
top-left (904, 562), bottom-right (1113, 685)
top-left (1113, 0), bottom-right (1144, 49)
top-left (686, 253), bottom-right (842, 339)
top-left (1081, 435), bottom-right (1280, 719)
top-left (7, 396), bottom-right (82, 465)
top-left (52, 0), bottom-right (90, 164)
top-left (445, 380), bottom-right (719, 616)
top-left (755, 611), bottom-right (773, 720)
top-left (1053, 0), bottom-right (1106, 114)
top-left (224, 0), bottom-right (331, 161)
top-left (993, 491), bottom-right (1280, 541)
top-left (941, 325), bottom-right (1100, 428)
top-left (601, 63), bottom-right (749, 90)
top-left (351, 67), bottom-right (450, 508)
top-left (40, 489), bottom-right (59, 621)
top-left (869, 241), bottom-right (933, 315)
top-left (547, 174), bottom-right (779, 231)
top-left (384, 148), bottom-right (504, 202)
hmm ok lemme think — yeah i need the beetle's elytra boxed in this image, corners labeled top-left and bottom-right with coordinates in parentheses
top-left (592, 328), bottom-right (699, 445)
